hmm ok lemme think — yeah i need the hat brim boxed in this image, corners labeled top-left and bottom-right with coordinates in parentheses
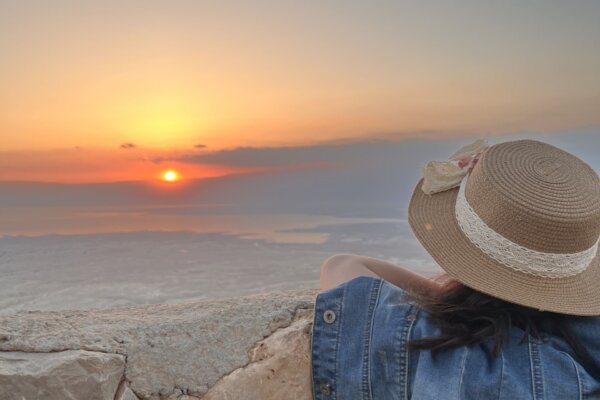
top-left (408, 177), bottom-right (600, 316)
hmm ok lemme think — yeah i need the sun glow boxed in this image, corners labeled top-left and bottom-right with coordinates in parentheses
top-left (162, 170), bottom-right (179, 182)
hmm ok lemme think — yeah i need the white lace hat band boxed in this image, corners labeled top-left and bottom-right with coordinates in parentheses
top-left (455, 175), bottom-right (600, 278)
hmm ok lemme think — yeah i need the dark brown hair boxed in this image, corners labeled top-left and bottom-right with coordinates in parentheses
top-left (407, 275), bottom-right (600, 378)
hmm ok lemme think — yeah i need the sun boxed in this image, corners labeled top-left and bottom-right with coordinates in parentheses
top-left (162, 170), bottom-right (179, 182)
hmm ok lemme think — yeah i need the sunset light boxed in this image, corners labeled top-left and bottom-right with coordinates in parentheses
top-left (162, 170), bottom-right (179, 183)
top-left (2, 3), bottom-right (600, 397)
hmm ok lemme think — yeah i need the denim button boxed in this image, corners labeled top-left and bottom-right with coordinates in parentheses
top-left (323, 309), bottom-right (336, 324)
top-left (319, 382), bottom-right (332, 395)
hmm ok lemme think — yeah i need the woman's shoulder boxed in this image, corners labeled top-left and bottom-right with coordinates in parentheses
top-left (312, 276), bottom-right (600, 399)
top-left (312, 275), bottom-right (425, 398)
top-left (317, 275), bottom-right (410, 304)
top-left (314, 275), bottom-right (428, 326)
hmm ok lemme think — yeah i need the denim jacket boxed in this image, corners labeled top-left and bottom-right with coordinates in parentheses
top-left (310, 276), bottom-right (600, 400)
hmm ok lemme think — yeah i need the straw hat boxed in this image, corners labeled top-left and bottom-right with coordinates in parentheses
top-left (407, 139), bottom-right (600, 316)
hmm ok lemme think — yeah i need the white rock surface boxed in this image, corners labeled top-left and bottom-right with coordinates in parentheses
top-left (114, 379), bottom-right (142, 400)
top-left (0, 349), bottom-right (125, 400)
top-left (119, 384), bottom-right (141, 400)
top-left (0, 288), bottom-right (318, 399)
top-left (203, 308), bottom-right (313, 400)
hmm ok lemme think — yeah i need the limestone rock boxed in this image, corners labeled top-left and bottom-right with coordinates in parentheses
top-left (0, 349), bottom-right (124, 400)
top-left (122, 386), bottom-right (141, 400)
top-left (114, 381), bottom-right (141, 400)
top-left (203, 308), bottom-right (313, 400)
top-left (0, 288), bottom-right (318, 399)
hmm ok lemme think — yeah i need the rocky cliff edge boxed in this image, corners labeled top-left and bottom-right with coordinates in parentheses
top-left (0, 288), bottom-right (319, 400)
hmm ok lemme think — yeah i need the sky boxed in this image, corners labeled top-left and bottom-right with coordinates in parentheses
top-left (1, 1), bottom-right (600, 183)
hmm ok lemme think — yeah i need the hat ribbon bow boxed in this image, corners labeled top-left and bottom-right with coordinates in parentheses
top-left (421, 139), bottom-right (490, 195)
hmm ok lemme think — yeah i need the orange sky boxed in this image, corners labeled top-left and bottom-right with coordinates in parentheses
top-left (0, 146), bottom-right (274, 183)
top-left (1, 2), bottom-right (599, 182)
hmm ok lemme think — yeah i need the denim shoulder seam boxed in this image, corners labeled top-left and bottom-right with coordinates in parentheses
top-left (403, 305), bottom-right (417, 400)
top-left (362, 277), bottom-right (383, 399)
top-left (456, 346), bottom-right (469, 399)
top-left (559, 350), bottom-right (583, 400)
top-left (528, 337), bottom-right (544, 400)
top-left (497, 347), bottom-right (505, 400)
top-left (333, 283), bottom-right (347, 400)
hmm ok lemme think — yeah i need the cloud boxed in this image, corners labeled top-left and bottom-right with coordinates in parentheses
top-left (194, 144), bottom-right (207, 149)
top-left (1, 130), bottom-right (598, 215)
top-left (154, 138), bottom-right (457, 168)
top-left (150, 129), bottom-right (600, 171)
top-left (120, 143), bottom-right (136, 149)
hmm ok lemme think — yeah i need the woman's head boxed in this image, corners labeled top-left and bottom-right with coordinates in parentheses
top-left (408, 139), bottom-right (600, 316)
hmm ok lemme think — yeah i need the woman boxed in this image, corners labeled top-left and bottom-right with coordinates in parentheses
top-left (311, 139), bottom-right (600, 399)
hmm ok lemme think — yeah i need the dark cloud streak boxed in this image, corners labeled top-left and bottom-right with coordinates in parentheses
top-left (151, 130), bottom-right (600, 171)
top-left (154, 139), bottom-right (448, 167)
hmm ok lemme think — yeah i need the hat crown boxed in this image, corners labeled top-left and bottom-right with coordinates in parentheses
top-left (465, 139), bottom-right (600, 253)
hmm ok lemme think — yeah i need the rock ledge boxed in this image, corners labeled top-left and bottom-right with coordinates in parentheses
top-left (0, 288), bottom-right (318, 400)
